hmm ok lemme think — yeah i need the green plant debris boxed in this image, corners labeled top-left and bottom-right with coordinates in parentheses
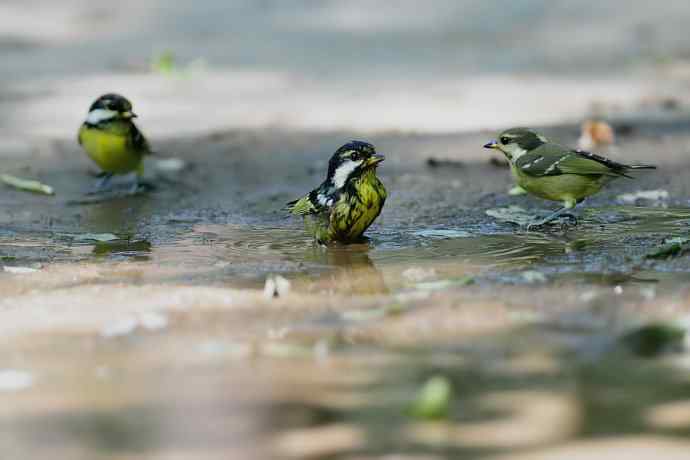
top-left (150, 51), bottom-right (207, 77)
top-left (408, 375), bottom-right (454, 420)
top-left (151, 51), bottom-right (177, 74)
top-left (621, 322), bottom-right (688, 357)
top-left (1, 174), bottom-right (54, 195)
top-left (646, 237), bottom-right (690, 259)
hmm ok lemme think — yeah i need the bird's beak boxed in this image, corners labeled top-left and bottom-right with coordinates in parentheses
top-left (366, 153), bottom-right (385, 167)
top-left (121, 111), bottom-right (137, 119)
top-left (484, 141), bottom-right (498, 149)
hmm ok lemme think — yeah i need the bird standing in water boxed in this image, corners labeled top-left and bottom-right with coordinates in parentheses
top-left (288, 141), bottom-right (387, 244)
top-left (484, 127), bottom-right (656, 229)
top-left (78, 93), bottom-right (151, 194)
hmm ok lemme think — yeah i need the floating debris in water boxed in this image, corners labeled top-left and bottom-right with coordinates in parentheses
top-left (486, 206), bottom-right (534, 226)
top-left (621, 322), bottom-right (689, 358)
top-left (100, 312), bottom-right (168, 338)
top-left (197, 340), bottom-right (252, 358)
top-left (402, 267), bottom-right (437, 282)
top-left (0, 370), bottom-right (33, 391)
top-left (0, 174), bottom-right (54, 195)
top-left (413, 229), bottom-right (471, 239)
top-left (264, 275), bottom-right (291, 299)
top-left (72, 233), bottom-right (119, 242)
top-left (100, 317), bottom-right (139, 338)
top-left (646, 237), bottom-right (690, 260)
top-left (408, 375), bottom-right (453, 420)
top-left (521, 270), bottom-right (548, 284)
top-left (3, 266), bottom-right (39, 274)
top-left (139, 312), bottom-right (168, 331)
top-left (617, 189), bottom-right (669, 207)
top-left (415, 276), bottom-right (475, 291)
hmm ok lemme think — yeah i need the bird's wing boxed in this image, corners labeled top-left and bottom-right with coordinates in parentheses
top-left (287, 185), bottom-right (336, 216)
top-left (77, 124), bottom-right (86, 145)
top-left (128, 124), bottom-right (152, 155)
top-left (515, 144), bottom-right (627, 178)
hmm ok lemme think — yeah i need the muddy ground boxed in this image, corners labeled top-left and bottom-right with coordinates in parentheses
top-left (2, 118), bottom-right (690, 459)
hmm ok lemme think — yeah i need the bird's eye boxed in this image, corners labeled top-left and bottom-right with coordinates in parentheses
top-left (500, 136), bottom-right (512, 145)
top-left (350, 152), bottom-right (360, 161)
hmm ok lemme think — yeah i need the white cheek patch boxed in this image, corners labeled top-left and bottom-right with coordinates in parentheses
top-left (332, 160), bottom-right (362, 188)
top-left (86, 109), bottom-right (117, 125)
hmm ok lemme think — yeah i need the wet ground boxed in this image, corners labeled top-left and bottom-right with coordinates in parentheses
top-left (2, 119), bottom-right (690, 459)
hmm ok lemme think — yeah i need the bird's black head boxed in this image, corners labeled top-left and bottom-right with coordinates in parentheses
top-left (483, 127), bottom-right (548, 159)
top-left (326, 141), bottom-right (385, 188)
top-left (86, 93), bottom-right (137, 125)
top-left (89, 93), bottom-right (134, 113)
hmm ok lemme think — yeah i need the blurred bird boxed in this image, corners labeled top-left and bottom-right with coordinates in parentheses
top-left (484, 127), bottom-right (656, 229)
top-left (287, 141), bottom-right (387, 244)
top-left (78, 93), bottom-right (151, 194)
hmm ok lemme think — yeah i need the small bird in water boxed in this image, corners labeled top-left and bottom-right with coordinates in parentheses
top-left (287, 141), bottom-right (387, 244)
top-left (484, 127), bottom-right (656, 229)
top-left (78, 93), bottom-right (151, 194)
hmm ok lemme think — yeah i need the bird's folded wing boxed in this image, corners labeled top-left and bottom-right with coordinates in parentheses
top-left (287, 188), bottom-right (335, 216)
top-left (128, 124), bottom-right (152, 155)
top-left (516, 144), bottom-right (623, 177)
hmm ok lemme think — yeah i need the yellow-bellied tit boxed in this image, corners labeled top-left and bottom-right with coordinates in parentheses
top-left (287, 141), bottom-right (387, 244)
top-left (484, 127), bottom-right (656, 228)
top-left (78, 93), bottom-right (151, 194)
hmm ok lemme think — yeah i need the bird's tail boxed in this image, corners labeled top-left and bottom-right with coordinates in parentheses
top-left (628, 164), bottom-right (656, 170)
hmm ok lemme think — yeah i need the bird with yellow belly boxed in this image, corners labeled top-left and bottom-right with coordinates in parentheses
top-left (288, 141), bottom-right (387, 244)
top-left (78, 93), bottom-right (151, 194)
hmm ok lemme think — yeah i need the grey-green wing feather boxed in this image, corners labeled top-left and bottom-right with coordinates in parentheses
top-left (515, 144), bottom-right (630, 178)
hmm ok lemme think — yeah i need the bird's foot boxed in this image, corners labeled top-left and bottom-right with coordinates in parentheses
top-left (85, 173), bottom-right (114, 195)
top-left (126, 180), bottom-right (155, 196)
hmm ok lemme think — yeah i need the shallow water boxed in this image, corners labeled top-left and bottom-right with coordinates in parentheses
top-left (2, 127), bottom-right (690, 458)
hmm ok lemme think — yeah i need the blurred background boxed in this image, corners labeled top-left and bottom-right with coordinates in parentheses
top-left (3, 0), bottom-right (690, 143)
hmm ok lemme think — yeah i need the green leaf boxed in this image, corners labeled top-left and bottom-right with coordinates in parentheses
top-left (408, 375), bottom-right (453, 420)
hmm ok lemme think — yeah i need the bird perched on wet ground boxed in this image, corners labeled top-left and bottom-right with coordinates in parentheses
top-left (484, 127), bottom-right (656, 229)
top-left (78, 93), bottom-right (151, 195)
top-left (287, 141), bottom-right (387, 244)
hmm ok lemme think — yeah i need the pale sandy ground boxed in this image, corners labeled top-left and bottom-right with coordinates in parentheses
top-left (2, 1), bottom-right (690, 459)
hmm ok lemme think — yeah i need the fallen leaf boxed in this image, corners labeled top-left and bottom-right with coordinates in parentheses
top-left (408, 375), bottom-right (453, 420)
top-left (3, 266), bottom-right (39, 274)
top-left (1, 174), bottom-right (54, 195)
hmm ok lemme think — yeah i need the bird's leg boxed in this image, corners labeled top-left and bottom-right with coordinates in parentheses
top-left (527, 199), bottom-right (579, 230)
top-left (126, 164), bottom-right (146, 196)
top-left (127, 174), bottom-right (142, 195)
top-left (87, 172), bottom-right (114, 195)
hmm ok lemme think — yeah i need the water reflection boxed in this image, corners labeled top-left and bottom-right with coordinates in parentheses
top-left (299, 242), bottom-right (389, 295)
